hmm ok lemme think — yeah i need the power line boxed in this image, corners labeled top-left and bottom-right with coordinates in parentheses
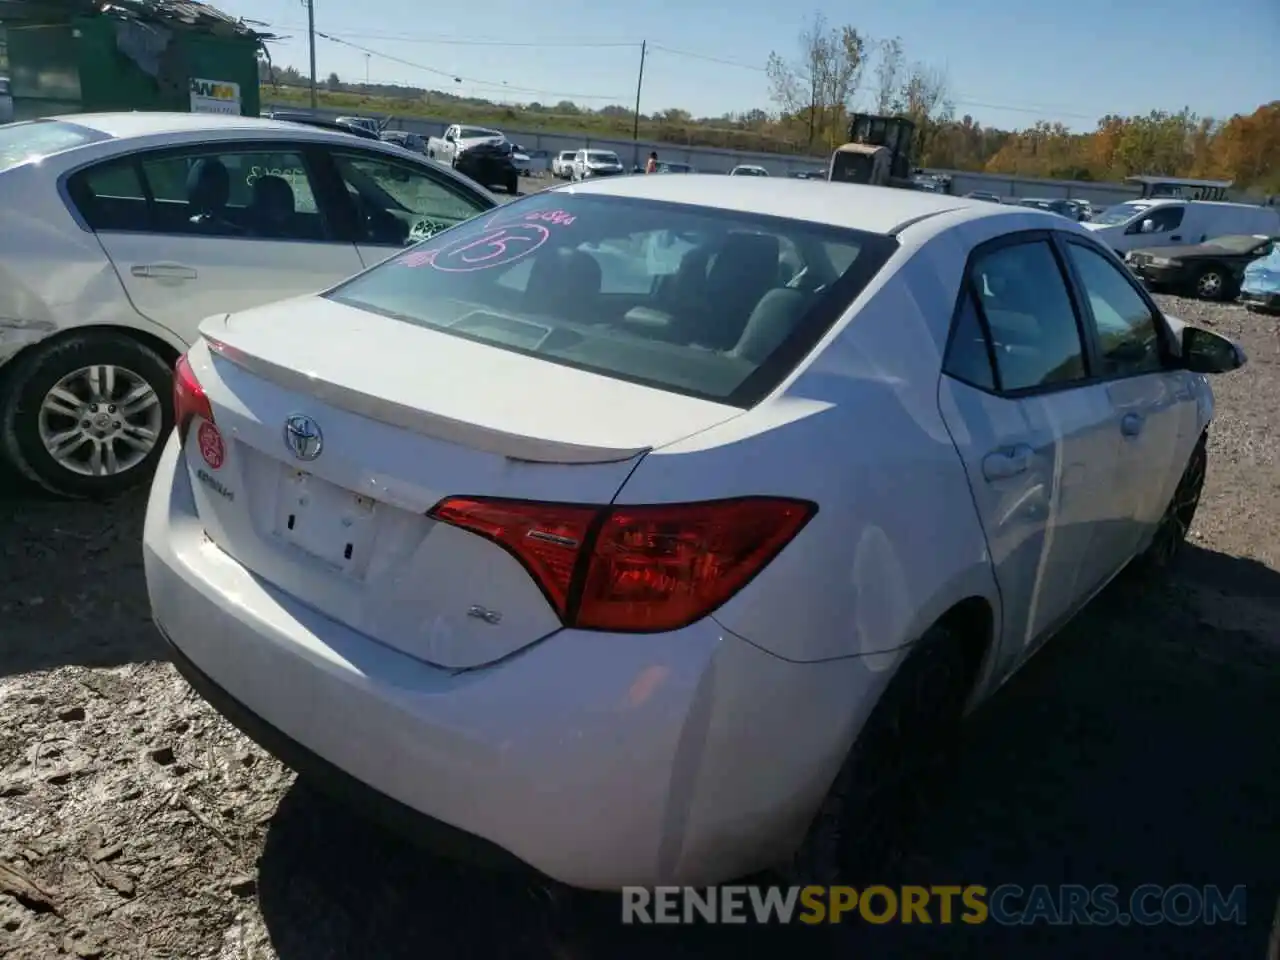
top-left (268, 19), bottom-right (1099, 123)
top-left (312, 30), bottom-right (629, 101)
top-left (648, 44), bottom-right (766, 73)
top-left (275, 25), bottom-right (637, 48)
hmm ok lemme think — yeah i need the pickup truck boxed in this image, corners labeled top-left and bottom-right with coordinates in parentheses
top-left (426, 124), bottom-right (520, 194)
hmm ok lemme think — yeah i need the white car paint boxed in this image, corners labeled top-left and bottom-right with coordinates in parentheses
top-left (1084, 198), bottom-right (1280, 254)
top-left (426, 124), bottom-right (507, 167)
top-left (571, 148), bottom-right (624, 181)
top-left (0, 112), bottom-right (496, 496)
top-left (144, 174), bottom-right (1240, 889)
top-left (552, 150), bottom-right (577, 179)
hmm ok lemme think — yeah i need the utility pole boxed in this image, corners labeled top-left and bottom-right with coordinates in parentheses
top-left (306, 0), bottom-right (317, 109)
top-left (631, 40), bottom-right (646, 170)
top-left (364, 53), bottom-right (370, 87)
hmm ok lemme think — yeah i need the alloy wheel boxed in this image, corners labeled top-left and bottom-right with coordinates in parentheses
top-left (36, 364), bottom-right (163, 477)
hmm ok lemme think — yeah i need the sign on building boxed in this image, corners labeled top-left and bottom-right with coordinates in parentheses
top-left (190, 78), bottom-right (240, 115)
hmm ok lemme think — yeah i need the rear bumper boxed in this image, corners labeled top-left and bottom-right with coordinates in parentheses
top-left (142, 436), bottom-right (883, 889)
top-left (455, 155), bottom-right (517, 184)
top-left (159, 621), bottom-right (526, 872)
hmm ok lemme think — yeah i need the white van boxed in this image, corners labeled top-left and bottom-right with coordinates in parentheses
top-left (1083, 199), bottom-right (1280, 255)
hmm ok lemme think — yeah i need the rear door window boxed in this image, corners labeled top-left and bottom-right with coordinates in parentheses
top-left (964, 239), bottom-right (1089, 392)
top-left (67, 145), bottom-right (332, 241)
top-left (66, 159), bottom-right (148, 231)
top-left (326, 194), bottom-right (896, 405)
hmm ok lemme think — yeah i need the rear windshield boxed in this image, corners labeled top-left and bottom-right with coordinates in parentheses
top-left (0, 120), bottom-right (106, 173)
top-left (459, 127), bottom-right (500, 139)
top-left (327, 193), bottom-right (896, 406)
top-left (587, 151), bottom-right (619, 162)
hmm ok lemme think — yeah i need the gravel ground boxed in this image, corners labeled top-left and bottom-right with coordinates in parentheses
top-left (1, 293), bottom-right (1278, 959)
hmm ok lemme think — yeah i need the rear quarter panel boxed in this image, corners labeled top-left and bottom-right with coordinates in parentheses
top-left (617, 211), bottom-right (1031, 664)
top-left (0, 160), bottom-right (177, 363)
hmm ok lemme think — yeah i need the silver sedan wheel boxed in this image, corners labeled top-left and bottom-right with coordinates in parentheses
top-left (36, 364), bottom-right (163, 477)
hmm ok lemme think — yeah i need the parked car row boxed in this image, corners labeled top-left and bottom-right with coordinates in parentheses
top-left (963, 192), bottom-right (1097, 221)
top-left (549, 147), bottom-right (627, 181)
top-left (1127, 233), bottom-right (1279, 304)
top-left (1085, 198), bottom-right (1280, 302)
top-left (959, 189), bottom-right (1280, 302)
top-left (0, 114), bottom-right (1254, 894)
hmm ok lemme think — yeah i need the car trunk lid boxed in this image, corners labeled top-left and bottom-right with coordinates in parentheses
top-left (179, 297), bottom-right (745, 669)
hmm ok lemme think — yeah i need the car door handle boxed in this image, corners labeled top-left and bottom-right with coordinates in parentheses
top-left (1121, 413), bottom-right (1145, 437)
top-left (131, 263), bottom-right (198, 281)
top-left (981, 444), bottom-right (1033, 481)
top-left (1169, 235), bottom-right (1182, 242)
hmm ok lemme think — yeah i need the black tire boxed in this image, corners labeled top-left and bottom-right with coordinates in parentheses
top-left (1131, 432), bottom-right (1207, 576)
top-left (1194, 264), bottom-right (1229, 301)
top-left (0, 330), bottom-right (174, 500)
top-left (506, 174), bottom-right (520, 195)
top-left (779, 623), bottom-right (980, 885)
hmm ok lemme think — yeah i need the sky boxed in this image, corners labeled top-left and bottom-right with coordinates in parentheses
top-left (217, 0), bottom-right (1279, 132)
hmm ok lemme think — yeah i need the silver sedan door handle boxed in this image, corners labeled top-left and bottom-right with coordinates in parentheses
top-left (982, 444), bottom-right (1033, 481)
top-left (132, 263), bottom-right (198, 281)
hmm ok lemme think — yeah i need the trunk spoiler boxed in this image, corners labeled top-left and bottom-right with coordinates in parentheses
top-left (204, 337), bottom-right (651, 465)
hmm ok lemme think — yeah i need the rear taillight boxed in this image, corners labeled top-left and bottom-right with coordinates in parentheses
top-left (173, 353), bottom-right (213, 441)
top-left (428, 496), bottom-right (815, 633)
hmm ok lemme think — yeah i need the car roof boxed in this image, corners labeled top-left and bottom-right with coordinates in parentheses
top-left (54, 111), bottom-right (313, 139)
top-left (559, 174), bottom-right (983, 234)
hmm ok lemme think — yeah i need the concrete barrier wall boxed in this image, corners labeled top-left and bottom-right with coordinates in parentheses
top-left (264, 100), bottom-right (1176, 207)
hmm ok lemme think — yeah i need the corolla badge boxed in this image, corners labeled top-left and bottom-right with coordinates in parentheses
top-left (283, 414), bottom-right (323, 461)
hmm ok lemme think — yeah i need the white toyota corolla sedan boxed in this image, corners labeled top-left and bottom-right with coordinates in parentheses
top-left (0, 113), bottom-right (495, 499)
top-left (143, 174), bottom-right (1245, 889)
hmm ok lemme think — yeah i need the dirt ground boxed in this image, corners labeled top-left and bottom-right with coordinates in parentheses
top-left (1, 293), bottom-right (1278, 959)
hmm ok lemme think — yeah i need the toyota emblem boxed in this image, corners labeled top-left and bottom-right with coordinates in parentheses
top-left (283, 414), bottom-right (323, 462)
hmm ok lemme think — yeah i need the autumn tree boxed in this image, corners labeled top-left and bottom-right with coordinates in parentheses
top-left (766, 12), bottom-right (869, 149)
top-left (872, 38), bottom-right (905, 114)
top-left (898, 62), bottom-right (954, 166)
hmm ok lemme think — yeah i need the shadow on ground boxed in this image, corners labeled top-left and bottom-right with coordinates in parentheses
top-left (0, 466), bottom-right (164, 675)
top-left (256, 543), bottom-right (1280, 959)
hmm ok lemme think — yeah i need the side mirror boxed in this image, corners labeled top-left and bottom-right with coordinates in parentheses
top-left (445, 133), bottom-right (455, 143)
top-left (1182, 326), bottom-right (1246, 374)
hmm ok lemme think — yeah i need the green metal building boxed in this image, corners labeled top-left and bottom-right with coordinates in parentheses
top-left (0, 0), bottom-right (268, 122)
